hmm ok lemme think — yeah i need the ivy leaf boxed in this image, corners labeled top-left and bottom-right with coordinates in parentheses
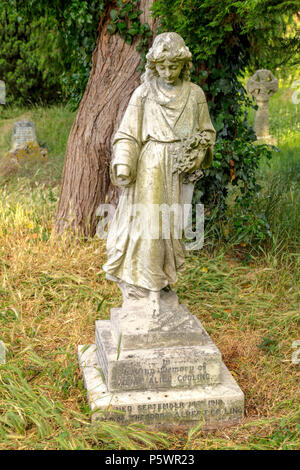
top-left (128, 12), bottom-right (138, 20)
top-left (107, 23), bottom-right (116, 35)
top-left (214, 115), bottom-right (225, 132)
top-left (110, 9), bottom-right (118, 22)
top-left (217, 78), bottom-right (232, 94)
top-left (117, 21), bottom-right (127, 32)
top-left (128, 27), bottom-right (139, 36)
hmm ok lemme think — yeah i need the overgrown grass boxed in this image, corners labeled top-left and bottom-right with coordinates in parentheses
top-left (0, 89), bottom-right (299, 450)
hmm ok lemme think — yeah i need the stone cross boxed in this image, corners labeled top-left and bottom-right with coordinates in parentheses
top-left (247, 69), bottom-right (278, 144)
top-left (0, 80), bottom-right (5, 105)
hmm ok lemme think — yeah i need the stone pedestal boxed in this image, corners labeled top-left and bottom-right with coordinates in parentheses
top-left (78, 297), bottom-right (244, 429)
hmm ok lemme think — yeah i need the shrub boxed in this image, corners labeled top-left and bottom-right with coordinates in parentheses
top-left (0, 1), bottom-right (62, 105)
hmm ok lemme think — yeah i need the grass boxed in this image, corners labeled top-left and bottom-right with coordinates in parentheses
top-left (0, 89), bottom-right (299, 450)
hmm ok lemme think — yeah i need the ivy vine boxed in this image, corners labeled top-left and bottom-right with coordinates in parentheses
top-left (107, 0), bottom-right (153, 69)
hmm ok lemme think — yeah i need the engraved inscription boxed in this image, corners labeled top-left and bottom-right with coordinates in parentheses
top-left (109, 360), bottom-right (219, 391)
top-left (107, 399), bottom-right (244, 425)
top-left (12, 121), bottom-right (37, 149)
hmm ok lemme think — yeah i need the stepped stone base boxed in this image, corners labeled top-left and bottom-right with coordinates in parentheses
top-left (78, 344), bottom-right (244, 430)
top-left (79, 294), bottom-right (244, 429)
top-left (95, 320), bottom-right (222, 392)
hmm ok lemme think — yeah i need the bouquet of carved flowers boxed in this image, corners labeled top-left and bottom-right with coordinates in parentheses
top-left (173, 131), bottom-right (211, 183)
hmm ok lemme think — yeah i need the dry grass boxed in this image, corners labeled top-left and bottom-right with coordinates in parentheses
top-left (0, 203), bottom-right (298, 449)
top-left (0, 99), bottom-right (299, 450)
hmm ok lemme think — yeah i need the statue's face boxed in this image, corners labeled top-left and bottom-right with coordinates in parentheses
top-left (155, 59), bottom-right (183, 86)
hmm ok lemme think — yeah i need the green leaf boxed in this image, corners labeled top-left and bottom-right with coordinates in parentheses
top-left (117, 21), bottom-right (127, 32)
top-left (107, 23), bottom-right (116, 35)
top-left (110, 9), bottom-right (119, 22)
top-left (127, 27), bottom-right (139, 36)
top-left (128, 12), bottom-right (138, 20)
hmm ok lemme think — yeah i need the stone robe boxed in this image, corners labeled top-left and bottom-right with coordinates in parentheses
top-left (103, 78), bottom-right (216, 291)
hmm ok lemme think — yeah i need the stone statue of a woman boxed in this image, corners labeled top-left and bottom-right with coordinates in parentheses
top-left (103, 32), bottom-right (216, 324)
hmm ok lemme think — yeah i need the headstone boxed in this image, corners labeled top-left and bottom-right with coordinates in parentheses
top-left (0, 81), bottom-right (5, 105)
top-left (6, 120), bottom-right (47, 160)
top-left (247, 69), bottom-right (279, 144)
top-left (11, 120), bottom-right (38, 151)
top-left (79, 32), bottom-right (244, 430)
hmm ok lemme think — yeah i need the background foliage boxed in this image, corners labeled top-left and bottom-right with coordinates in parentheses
top-left (0, 0), bottom-right (62, 105)
top-left (0, 0), bottom-right (299, 236)
top-left (2, 1), bottom-right (299, 106)
top-left (0, 0), bottom-right (108, 106)
top-left (150, 0), bottom-right (299, 232)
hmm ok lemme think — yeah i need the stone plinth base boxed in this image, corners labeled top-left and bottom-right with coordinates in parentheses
top-left (95, 320), bottom-right (222, 392)
top-left (78, 344), bottom-right (244, 430)
top-left (110, 306), bottom-right (207, 350)
top-left (78, 300), bottom-right (244, 429)
top-left (255, 135), bottom-right (278, 146)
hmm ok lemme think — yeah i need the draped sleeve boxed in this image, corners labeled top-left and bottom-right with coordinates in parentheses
top-left (197, 87), bottom-right (216, 169)
top-left (110, 85), bottom-right (145, 186)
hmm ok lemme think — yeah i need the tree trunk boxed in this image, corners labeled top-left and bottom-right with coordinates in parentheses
top-left (54, 1), bottom-right (156, 237)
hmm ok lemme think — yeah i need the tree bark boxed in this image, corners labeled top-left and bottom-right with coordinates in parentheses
top-left (54, 1), bottom-right (156, 237)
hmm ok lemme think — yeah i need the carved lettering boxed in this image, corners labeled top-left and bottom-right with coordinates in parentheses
top-left (108, 400), bottom-right (243, 424)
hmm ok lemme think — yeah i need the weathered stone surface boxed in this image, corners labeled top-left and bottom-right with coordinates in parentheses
top-left (103, 32), bottom-right (216, 297)
top-left (11, 120), bottom-right (38, 151)
top-left (110, 304), bottom-right (208, 350)
top-left (0, 340), bottom-right (6, 364)
top-left (246, 69), bottom-right (279, 143)
top-left (78, 344), bottom-right (244, 430)
top-left (0, 81), bottom-right (5, 105)
top-left (95, 320), bottom-right (221, 392)
top-left (6, 141), bottom-right (48, 161)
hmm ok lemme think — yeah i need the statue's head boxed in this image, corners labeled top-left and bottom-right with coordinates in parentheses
top-left (143, 32), bottom-right (192, 84)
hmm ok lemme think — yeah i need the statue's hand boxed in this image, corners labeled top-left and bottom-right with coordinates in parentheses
top-left (115, 164), bottom-right (132, 187)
